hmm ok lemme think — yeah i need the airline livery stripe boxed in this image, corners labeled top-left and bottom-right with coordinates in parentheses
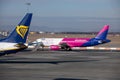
top-left (72, 47), bottom-right (120, 51)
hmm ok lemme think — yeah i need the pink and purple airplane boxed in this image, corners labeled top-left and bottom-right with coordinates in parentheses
top-left (33, 25), bottom-right (111, 50)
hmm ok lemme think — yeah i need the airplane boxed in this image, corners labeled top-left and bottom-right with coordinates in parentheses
top-left (29, 25), bottom-right (111, 51)
top-left (0, 13), bottom-right (32, 56)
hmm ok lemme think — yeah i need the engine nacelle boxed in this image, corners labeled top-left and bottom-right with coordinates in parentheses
top-left (50, 45), bottom-right (60, 50)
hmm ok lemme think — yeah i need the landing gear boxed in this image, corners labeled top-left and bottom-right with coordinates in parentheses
top-left (60, 43), bottom-right (72, 51)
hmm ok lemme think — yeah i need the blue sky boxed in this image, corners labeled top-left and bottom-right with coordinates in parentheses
top-left (0, 0), bottom-right (120, 18)
top-left (0, 0), bottom-right (120, 32)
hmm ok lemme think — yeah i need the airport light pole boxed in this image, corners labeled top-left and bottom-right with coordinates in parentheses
top-left (25, 2), bottom-right (31, 13)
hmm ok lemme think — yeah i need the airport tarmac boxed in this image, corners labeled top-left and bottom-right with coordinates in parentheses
top-left (0, 50), bottom-right (120, 80)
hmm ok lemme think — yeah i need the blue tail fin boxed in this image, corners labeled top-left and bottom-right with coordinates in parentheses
top-left (95, 25), bottom-right (109, 40)
top-left (2, 13), bottom-right (32, 43)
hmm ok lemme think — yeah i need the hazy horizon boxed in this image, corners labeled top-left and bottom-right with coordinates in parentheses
top-left (0, 16), bottom-right (120, 32)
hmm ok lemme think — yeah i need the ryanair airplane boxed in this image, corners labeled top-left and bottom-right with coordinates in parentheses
top-left (0, 13), bottom-right (32, 56)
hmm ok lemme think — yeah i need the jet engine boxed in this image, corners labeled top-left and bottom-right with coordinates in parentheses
top-left (50, 45), bottom-right (60, 50)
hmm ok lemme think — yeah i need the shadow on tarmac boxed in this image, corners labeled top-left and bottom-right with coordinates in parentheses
top-left (54, 78), bottom-right (88, 80)
top-left (0, 59), bottom-right (98, 64)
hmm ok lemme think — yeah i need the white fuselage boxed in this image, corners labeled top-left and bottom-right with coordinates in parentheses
top-left (0, 42), bottom-right (19, 51)
top-left (36, 38), bottom-right (63, 46)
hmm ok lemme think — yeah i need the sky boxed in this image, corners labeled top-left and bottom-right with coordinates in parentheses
top-left (0, 0), bottom-right (120, 18)
top-left (0, 0), bottom-right (120, 32)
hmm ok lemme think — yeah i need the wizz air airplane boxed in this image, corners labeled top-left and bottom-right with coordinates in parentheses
top-left (33, 25), bottom-right (111, 51)
top-left (0, 13), bottom-right (32, 55)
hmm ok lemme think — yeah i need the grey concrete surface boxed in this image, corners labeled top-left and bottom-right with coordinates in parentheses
top-left (0, 50), bottom-right (120, 80)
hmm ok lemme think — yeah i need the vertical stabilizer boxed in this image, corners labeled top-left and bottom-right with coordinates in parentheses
top-left (95, 25), bottom-right (109, 40)
top-left (2, 13), bottom-right (32, 43)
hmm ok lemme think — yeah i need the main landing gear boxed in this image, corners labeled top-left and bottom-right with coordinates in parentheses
top-left (60, 43), bottom-right (72, 51)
